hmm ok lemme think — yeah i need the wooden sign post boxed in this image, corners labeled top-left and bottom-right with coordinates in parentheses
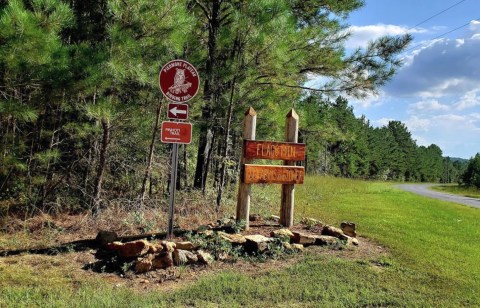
top-left (237, 107), bottom-right (305, 229)
top-left (281, 109), bottom-right (299, 227)
top-left (236, 107), bottom-right (257, 226)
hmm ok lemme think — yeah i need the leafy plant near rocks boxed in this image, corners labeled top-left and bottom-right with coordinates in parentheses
top-left (185, 232), bottom-right (243, 261)
top-left (247, 238), bottom-right (296, 262)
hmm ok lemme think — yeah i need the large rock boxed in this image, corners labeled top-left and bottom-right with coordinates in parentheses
top-left (244, 234), bottom-right (275, 253)
top-left (344, 236), bottom-right (359, 246)
top-left (173, 249), bottom-right (198, 266)
top-left (291, 232), bottom-right (317, 245)
top-left (270, 229), bottom-right (294, 241)
top-left (269, 215), bottom-right (280, 222)
top-left (175, 241), bottom-right (196, 250)
top-left (196, 250), bottom-right (214, 265)
top-left (300, 217), bottom-right (324, 229)
top-left (106, 240), bottom-right (151, 258)
top-left (314, 235), bottom-right (338, 246)
top-left (162, 241), bottom-right (176, 253)
top-left (218, 232), bottom-right (247, 244)
top-left (135, 258), bottom-right (153, 273)
top-left (152, 252), bottom-right (174, 269)
top-left (340, 222), bottom-right (357, 238)
top-left (96, 231), bottom-right (118, 247)
top-left (249, 214), bottom-right (262, 221)
top-left (283, 242), bottom-right (305, 252)
top-left (322, 225), bottom-right (345, 238)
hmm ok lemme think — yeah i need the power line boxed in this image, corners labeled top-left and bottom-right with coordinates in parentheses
top-left (408, 0), bottom-right (469, 31)
top-left (406, 17), bottom-right (479, 52)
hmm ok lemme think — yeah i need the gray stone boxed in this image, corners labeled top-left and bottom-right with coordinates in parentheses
top-left (218, 232), bottom-right (247, 244)
top-left (344, 236), bottom-right (359, 246)
top-left (269, 215), bottom-right (280, 222)
top-left (270, 228), bottom-right (294, 241)
top-left (283, 242), bottom-right (305, 252)
top-left (314, 235), bottom-right (338, 246)
top-left (244, 234), bottom-right (275, 252)
top-left (291, 232), bottom-right (317, 245)
top-left (300, 217), bottom-right (324, 228)
top-left (322, 225), bottom-right (345, 238)
top-left (175, 241), bottom-right (196, 250)
top-left (173, 249), bottom-right (198, 266)
top-left (196, 250), bottom-right (214, 265)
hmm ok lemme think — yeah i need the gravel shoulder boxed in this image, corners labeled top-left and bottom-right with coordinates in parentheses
top-left (395, 184), bottom-right (480, 209)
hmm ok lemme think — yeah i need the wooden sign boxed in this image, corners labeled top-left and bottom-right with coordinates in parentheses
top-left (244, 140), bottom-right (305, 161)
top-left (236, 107), bottom-right (303, 229)
top-left (243, 164), bottom-right (304, 184)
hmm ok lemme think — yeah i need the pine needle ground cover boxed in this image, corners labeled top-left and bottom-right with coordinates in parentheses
top-left (1, 176), bottom-right (479, 307)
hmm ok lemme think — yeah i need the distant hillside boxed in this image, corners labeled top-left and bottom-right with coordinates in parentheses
top-left (448, 157), bottom-right (469, 163)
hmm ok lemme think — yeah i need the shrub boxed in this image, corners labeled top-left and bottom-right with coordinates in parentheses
top-left (462, 153), bottom-right (480, 189)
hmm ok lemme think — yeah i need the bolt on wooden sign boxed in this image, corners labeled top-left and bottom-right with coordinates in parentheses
top-left (237, 107), bottom-right (305, 229)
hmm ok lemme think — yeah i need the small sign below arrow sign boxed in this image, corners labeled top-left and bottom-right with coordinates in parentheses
top-left (167, 103), bottom-right (188, 120)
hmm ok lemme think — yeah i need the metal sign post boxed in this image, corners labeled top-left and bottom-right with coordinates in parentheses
top-left (167, 143), bottom-right (179, 237)
top-left (159, 59), bottom-right (199, 238)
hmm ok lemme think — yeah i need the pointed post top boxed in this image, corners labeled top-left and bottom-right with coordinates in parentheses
top-left (286, 108), bottom-right (298, 120)
top-left (245, 106), bottom-right (257, 116)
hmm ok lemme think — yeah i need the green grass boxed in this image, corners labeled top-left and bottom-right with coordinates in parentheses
top-left (431, 184), bottom-right (480, 198)
top-left (1, 176), bottom-right (480, 307)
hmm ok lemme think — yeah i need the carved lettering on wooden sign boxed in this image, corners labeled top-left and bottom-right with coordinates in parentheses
top-left (244, 140), bottom-right (305, 161)
top-left (243, 164), bottom-right (304, 184)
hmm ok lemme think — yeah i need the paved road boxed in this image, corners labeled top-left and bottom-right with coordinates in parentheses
top-left (396, 184), bottom-right (480, 209)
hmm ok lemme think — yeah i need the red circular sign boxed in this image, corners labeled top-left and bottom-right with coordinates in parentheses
top-left (159, 60), bottom-right (199, 103)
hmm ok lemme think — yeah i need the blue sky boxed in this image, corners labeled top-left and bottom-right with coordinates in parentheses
top-left (337, 0), bottom-right (480, 159)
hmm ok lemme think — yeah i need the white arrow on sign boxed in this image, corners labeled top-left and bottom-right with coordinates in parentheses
top-left (170, 106), bottom-right (187, 117)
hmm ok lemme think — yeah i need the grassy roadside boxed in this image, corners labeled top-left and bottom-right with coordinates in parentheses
top-left (1, 176), bottom-right (479, 306)
top-left (431, 184), bottom-right (480, 198)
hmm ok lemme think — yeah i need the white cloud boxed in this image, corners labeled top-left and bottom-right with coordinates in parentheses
top-left (408, 99), bottom-right (449, 113)
top-left (346, 24), bottom-right (425, 48)
top-left (385, 37), bottom-right (480, 98)
top-left (454, 90), bottom-right (480, 110)
top-left (404, 113), bottom-right (480, 158)
top-left (469, 20), bottom-right (480, 32)
top-left (404, 116), bottom-right (431, 131)
top-left (372, 117), bottom-right (395, 127)
top-left (411, 134), bottom-right (430, 147)
top-left (350, 92), bottom-right (383, 109)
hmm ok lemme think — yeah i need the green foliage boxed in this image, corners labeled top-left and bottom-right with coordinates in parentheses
top-left (297, 94), bottom-right (451, 181)
top-left (2, 178), bottom-right (480, 306)
top-left (462, 153), bottom-right (480, 189)
top-left (432, 184), bottom-right (480, 198)
top-left (185, 231), bottom-right (242, 261)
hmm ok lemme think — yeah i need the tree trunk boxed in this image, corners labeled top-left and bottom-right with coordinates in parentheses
top-left (92, 119), bottom-right (110, 212)
top-left (140, 99), bottom-right (163, 204)
top-left (193, 106), bottom-right (213, 189)
top-left (216, 76), bottom-right (236, 209)
top-left (193, 0), bottom-right (221, 191)
top-left (182, 144), bottom-right (188, 188)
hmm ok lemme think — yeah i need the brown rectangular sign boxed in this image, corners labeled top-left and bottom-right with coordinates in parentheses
top-left (244, 140), bottom-right (305, 161)
top-left (243, 164), bottom-right (304, 184)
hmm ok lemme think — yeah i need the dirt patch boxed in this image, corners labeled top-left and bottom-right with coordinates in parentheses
top-left (0, 235), bottom-right (384, 293)
top-left (1, 213), bottom-right (389, 293)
